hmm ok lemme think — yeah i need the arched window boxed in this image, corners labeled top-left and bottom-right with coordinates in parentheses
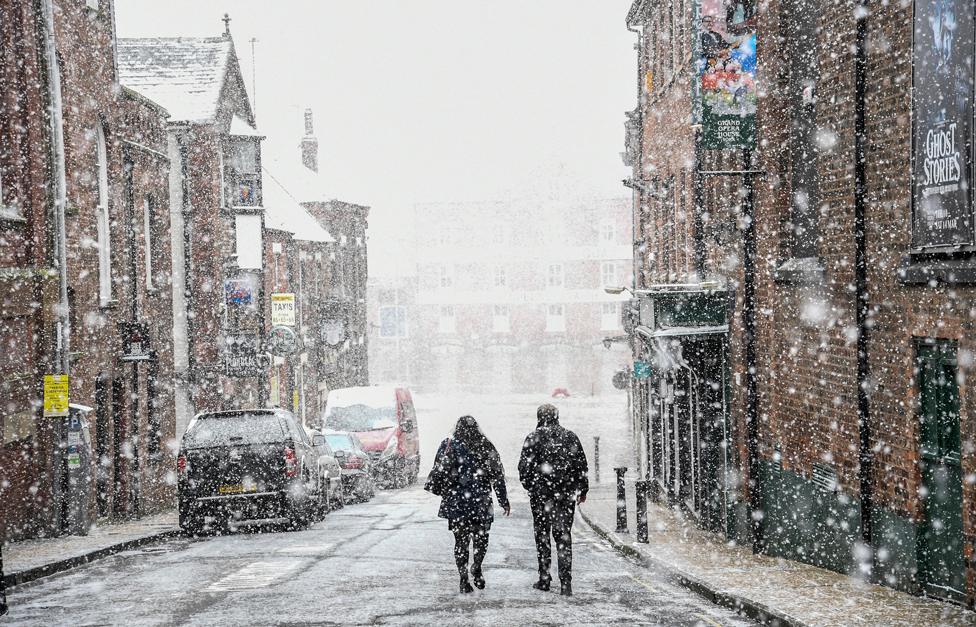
top-left (96, 124), bottom-right (111, 305)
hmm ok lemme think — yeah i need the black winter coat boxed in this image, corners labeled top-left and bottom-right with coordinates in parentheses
top-left (518, 418), bottom-right (589, 500)
top-left (426, 438), bottom-right (509, 527)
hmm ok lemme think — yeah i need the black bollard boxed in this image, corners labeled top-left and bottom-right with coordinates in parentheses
top-left (593, 436), bottom-right (600, 483)
top-left (635, 480), bottom-right (649, 543)
top-left (614, 467), bottom-right (628, 533)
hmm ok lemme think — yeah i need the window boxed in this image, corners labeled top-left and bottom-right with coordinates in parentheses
top-left (86, 0), bottom-right (99, 9)
top-left (224, 137), bottom-right (261, 208)
top-left (438, 264), bottom-right (454, 288)
top-left (492, 305), bottom-right (510, 333)
top-left (601, 261), bottom-right (619, 287)
top-left (438, 305), bottom-right (456, 334)
top-left (546, 304), bottom-right (565, 333)
top-left (548, 263), bottom-right (564, 288)
top-left (493, 266), bottom-right (506, 288)
top-left (378, 306), bottom-right (407, 338)
top-left (0, 165), bottom-right (19, 221)
top-left (601, 302), bottom-right (620, 331)
top-left (602, 223), bottom-right (615, 243)
top-left (234, 214), bottom-right (263, 269)
top-left (143, 197), bottom-right (154, 290)
top-left (96, 124), bottom-right (112, 305)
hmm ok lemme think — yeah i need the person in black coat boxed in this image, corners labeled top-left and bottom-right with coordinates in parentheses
top-left (425, 415), bottom-right (510, 593)
top-left (518, 403), bottom-right (588, 596)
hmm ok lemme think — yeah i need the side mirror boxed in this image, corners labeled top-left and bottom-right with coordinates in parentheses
top-left (312, 434), bottom-right (325, 447)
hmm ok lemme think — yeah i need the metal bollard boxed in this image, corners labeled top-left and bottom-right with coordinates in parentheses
top-left (593, 436), bottom-right (600, 483)
top-left (614, 467), bottom-right (628, 533)
top-left (635, 480), bottom-right (649, 543)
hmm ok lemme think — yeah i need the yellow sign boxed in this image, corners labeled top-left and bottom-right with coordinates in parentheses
top-left (271, 293), bottom-right (296, 326)
top-left (43, 374), bottom-right (69, 417)
top-left (292, 389), bottom-right (300, 412)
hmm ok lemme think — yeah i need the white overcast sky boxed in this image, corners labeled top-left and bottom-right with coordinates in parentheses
top-left (115, 1), bottom-right (635, 275)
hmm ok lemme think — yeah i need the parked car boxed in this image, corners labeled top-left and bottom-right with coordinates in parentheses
top-left (320, 386), bottom-right (420, 489)
top-left (177, 408), bottom-right (330, 533)
top-left (325, 431), bottom-right (376, 502)
top-left (306, 427), bottom-right (345, 512)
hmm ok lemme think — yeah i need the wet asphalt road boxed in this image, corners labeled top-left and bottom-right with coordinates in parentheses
top-left (6, 484), bottom-right (755, 626)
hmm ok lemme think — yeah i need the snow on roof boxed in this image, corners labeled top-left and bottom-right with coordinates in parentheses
top-left (325, 386), bottom-right (399, 408)
top-left (116, 37), bottom-right (234, 123)
top-left (262, 165), bottom-right (335, 243)
top-left (230, 114), bottom-right (262, 137)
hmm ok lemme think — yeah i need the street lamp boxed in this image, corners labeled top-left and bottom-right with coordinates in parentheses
top-left (604, 286), bottom-right (630, 295)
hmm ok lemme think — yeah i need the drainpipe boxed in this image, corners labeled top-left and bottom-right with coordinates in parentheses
top-left (41, 0), bottom-right (70, 536)
top-left (742, 149), bottom-right (763, 553)
top-left (41, 0), bottom-right (69, 375)
top-left (627, 19), bottom-right (644, 292)
top-left (853, 0), bottom-right (873, 550)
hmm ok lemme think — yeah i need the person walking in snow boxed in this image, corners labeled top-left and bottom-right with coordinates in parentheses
top-left (425, 415), bottom-right (510, 594)
top-left (518, 403), bottom-right (589, 597)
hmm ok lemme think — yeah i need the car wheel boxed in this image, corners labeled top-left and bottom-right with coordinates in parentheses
top-left (333, 482), bottom-right (346, 509)
top-left (179, 502), bottom-right (201, 536)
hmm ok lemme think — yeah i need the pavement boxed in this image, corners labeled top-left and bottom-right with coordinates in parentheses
top-left (579, 479), bottom-right (976, 627)
top-left (3, 511), bottom-right (179, 587)
top-left (5, 484), bottom-right (756, 626)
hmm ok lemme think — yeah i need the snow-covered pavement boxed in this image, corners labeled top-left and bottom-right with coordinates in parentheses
top-left (5, 484), bottom-right (753, 626)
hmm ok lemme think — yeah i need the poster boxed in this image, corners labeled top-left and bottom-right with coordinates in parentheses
top-left (912, 0), bottom-right (975, 249)
top-left (223, 335), bottom-right (263, 378)
top-left (43, 374), bottom-right (69, 417)
top-left (694, 0), bottom-right (757, 149)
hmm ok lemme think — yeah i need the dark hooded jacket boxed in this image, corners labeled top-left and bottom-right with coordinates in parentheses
top-left (427, 437), bottom-right (509, 526)
top-left (518, 407), bottom-right (589, 499)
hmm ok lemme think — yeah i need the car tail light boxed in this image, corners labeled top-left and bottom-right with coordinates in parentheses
top-left (342, 455), bottom-right (364, 469)
top-left (284, 446), bottom-right (299, 478)
top-left (177, 454), bottom-right (188, 476)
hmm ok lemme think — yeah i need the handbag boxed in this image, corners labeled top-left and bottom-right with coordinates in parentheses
top-left (424, 438), bottom-right (452, 496)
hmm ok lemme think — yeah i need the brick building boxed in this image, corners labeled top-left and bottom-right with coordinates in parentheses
top-left (368, 197), bottom-right (632, 395)
top-left (118, 25), bottom-right (266, 428)
top-left (624, 0), bottom-right (976, 605)
top-left (0, 0), bottom-right (176, 540)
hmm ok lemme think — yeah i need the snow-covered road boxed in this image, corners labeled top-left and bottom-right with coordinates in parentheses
top-left (6, 484), bottom-right (753, 626)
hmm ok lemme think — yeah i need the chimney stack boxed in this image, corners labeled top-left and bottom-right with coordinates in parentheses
top-left (301, 108), bottom-right (319, 173)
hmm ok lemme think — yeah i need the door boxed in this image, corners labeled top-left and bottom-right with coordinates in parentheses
top-left (916, 340), bottom-right (965, 602)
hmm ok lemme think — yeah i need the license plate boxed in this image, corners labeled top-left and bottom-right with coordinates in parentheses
top-left (219, 484), bottom-right (244, 494)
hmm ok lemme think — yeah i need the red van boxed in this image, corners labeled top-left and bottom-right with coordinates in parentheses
top-left (321, 386), bottom-right (420, 488)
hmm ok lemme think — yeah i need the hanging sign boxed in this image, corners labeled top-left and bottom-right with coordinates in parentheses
top-left (223, 335), bottom-right (263, 378)
top-left (693, 0), bottom-right (757, 149)
top-left (43, 374), bottom-right (69, 417)
top-left (271, 293), bottom-right (296, 326)
top-left (119, 321), bottom-right (152, 362)
top-left (266, 325), bottom-right (299, 356)
top-left (633, 361), bottom-right (653, 380)
top-left (911, 0), bottom-right (975, 249)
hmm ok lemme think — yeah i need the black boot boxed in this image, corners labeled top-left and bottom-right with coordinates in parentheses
top-left (532, 576), bottom-right (551, 591)
top-left (471, 566), bottom-right (485, 589)
top-left (559, 581), bottom-right (572, 597)
top-left (459, 574), bottom-right (474, 594)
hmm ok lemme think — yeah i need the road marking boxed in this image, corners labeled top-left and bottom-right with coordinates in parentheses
top-left (694, 614), bottom-right (722, 627)
top-left (276, 543), bottom-right (334, 555)
top-left (629, 575), bottom-right (659, 594)
top-left (207, 559), bottom-right (309, 592)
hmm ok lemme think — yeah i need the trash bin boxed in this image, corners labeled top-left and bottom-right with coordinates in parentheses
top-left (65, 404), bottom-right (94, 536)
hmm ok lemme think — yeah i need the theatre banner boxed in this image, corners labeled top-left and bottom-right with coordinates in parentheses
top-left (693, 0), bottom-right (757, 149)
top-left (912, 0), bottom-right (975, 249)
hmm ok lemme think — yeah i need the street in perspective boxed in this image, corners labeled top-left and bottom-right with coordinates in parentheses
top-left (3, 1), bottom-right (976, 626)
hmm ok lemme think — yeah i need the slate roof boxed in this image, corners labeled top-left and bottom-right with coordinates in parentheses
top-left (116, 37), bottom-right (236, 123)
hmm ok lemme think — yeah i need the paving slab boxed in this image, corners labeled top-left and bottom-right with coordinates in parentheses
top-left (3, 511), bottom-right (179, 587)
top-left (579, 480), bottom-right (976, 627)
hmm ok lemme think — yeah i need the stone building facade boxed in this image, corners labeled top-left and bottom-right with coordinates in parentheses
top-left (625, 0), bottom-right (976, 605)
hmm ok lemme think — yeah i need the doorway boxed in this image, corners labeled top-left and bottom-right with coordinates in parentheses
top-left (915, 339), bottom-right (965, 602)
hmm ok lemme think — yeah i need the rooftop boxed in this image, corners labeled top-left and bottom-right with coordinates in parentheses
top-left (117, 36), bottom-right (238, 124)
